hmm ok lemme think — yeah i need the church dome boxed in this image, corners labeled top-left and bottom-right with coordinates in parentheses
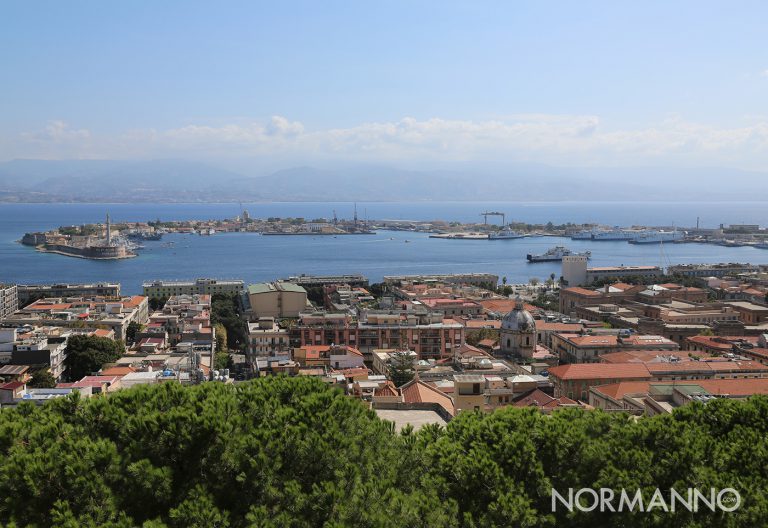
top-left (501, 299), bottom-right (535, 332)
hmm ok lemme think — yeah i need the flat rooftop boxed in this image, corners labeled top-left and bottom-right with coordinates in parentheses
top-left (374, 409), bottom-right (448, 432)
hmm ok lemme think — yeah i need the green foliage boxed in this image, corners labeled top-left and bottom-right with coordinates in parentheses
top-left (27, 367), bottom-right (56, 388)
top-left (368, 282), bottom-right (386, 298)
top-left (303, 286), bottom-right (325, 306)
top-left (465, 328), bottom-right (498, 347)
top-left (589, 273), bottom-right (704, 289)
top-left (126, 321), bottom-right (143, 345)
top-left (211, 294), bottom-right (247, 351)
top-left (388, 352), bottom-right (415, 387)
top-left (214, 351), bottom-right (230, 370)
top-left (0, 378), bottom-right (765, 526)
top-left (64, 334), bottom-right (123, 381)
top-left (214, 323), bottom-right (228, 352)
top-left (148, 297), bottom-right (168, 310)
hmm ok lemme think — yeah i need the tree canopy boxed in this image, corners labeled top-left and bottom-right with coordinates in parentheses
top-left (27, 367), bottom-right (56, 388)
top-left (64, 334), bottom-right (124, 381)
top-left (0, 377), bottom-right (764, 527)
top-left (211, 294), bottom-right (247, 351)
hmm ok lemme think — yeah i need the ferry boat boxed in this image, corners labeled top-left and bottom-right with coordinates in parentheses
top-left (628, 230), bottom-right (685, 244)
top-left (570, 230), bottom-right (595, 240)
top-left (527, 246), bottom-right (591, 262)
top-left (488, 227), bottom-right (526, 240)
top-left (591, 229), bottom-right (643, 241)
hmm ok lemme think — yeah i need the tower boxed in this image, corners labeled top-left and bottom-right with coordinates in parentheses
top-left (106, 212), bottom-right (112, 245)
top-left (562, 255), bottom-right (588, 286)
top-left (499, 297), bottom-right (536, 359)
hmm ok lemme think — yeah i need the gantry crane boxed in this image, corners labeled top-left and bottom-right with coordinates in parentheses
top-left (480, 211), bottom-right (506, 225)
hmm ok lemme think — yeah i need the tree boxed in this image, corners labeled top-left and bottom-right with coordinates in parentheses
top-left (214, 323), bottom-right (228, 352)
top-left (214, 351), bottom-right (230, 371)
top-left (27, 367), bottom-right (56, 388)
top-left (126, 321), bottom-right (143, 345)
top-left (64, 334), bottom-right (123, 381)
top-left (466, 328), bottom-right (498, 346)
top-left (148, 297), bottom-right (168, 311)
top-left (368, 282), bottom-right (386, 297)
top-left (388, 352), bottom-right (415, 387)
top-left (528, 277), bottom-right (540, 287)
top-left (0, 378), bottom-right (764, 526)
top-left (502, 276), bottom-right (507, 286)
top-left (699, 327), bottom-right (715, 336)
top-left (211, 294), bottom-right (247, 351)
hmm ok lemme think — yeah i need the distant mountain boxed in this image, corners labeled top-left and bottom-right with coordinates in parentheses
top-left (0, 158), bottom-right (764, 203)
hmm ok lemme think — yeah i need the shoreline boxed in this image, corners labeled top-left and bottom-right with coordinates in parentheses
top-left (37, 247), bottom-right (137, 260)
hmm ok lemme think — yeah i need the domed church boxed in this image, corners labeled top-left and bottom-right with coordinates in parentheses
top-left (500, 297), bottom-right (536, 358)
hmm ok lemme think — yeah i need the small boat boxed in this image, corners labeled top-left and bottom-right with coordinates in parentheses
top-left (404, 240), bottom-right (411, 243)
top-left (527, 246), bottom-right (591, 262)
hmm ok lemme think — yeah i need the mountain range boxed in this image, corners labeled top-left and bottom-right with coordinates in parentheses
top-left (0, 159), bottom-right (763, 203)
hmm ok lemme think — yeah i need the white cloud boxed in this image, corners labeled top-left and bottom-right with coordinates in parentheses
top-left (7, 115), bottom-right (768, 170)
top-left (21, 120), bottom-right (91, 143)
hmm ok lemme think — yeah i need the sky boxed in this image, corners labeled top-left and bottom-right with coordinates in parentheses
top-left (1, 0), bottom-right (767, 171)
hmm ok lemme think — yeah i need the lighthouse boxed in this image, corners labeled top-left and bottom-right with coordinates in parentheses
top-left (106, 212), bottom-right (111, 245)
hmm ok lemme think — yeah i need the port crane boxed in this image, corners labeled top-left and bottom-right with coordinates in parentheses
top-left (480, 211), bottom-right (506, 225)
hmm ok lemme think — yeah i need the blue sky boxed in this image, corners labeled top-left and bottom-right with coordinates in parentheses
top-left (1, 1), bottom-right (767, 169)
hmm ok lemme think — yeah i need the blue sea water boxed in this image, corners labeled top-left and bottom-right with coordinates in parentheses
top-left (1, 202), bottom-right (766, 294)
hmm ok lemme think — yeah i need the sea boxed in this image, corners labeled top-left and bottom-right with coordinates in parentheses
top-left (1, 201), bottom-right (767, 294)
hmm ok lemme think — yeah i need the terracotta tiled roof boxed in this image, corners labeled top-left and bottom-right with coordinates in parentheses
top-left (562, 287), bottom-right (602, 296)
top-left (373, 382), bottom-right (399, 398)
top-left (400, 379), bottom-right (455, 416)
top-left (100, 366), bottom-right (136, 376)
top-left (593, 378), bottom-right (768, 400)
top-left (465, 320), bottom-right (501, 329)
top-left (514, 389), bottom-right (554, 407)
top-left (549, 363), bottom-right (651, 381)
top-left (536, 322), bottom-right (583, 332)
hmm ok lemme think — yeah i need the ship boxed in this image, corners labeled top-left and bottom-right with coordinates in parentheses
top-left (755, 242), bottom-right (768, 250)
top-left (628, 230), bottom-right (685, 244)
top-left (527, 246), bottom-right (591, 262)
top-left (570, 230), bottom-right (595, 240)
top-left (488, 227), bottom-right (526, 240)
top-left (591, 228), bottom-right (645, 241)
